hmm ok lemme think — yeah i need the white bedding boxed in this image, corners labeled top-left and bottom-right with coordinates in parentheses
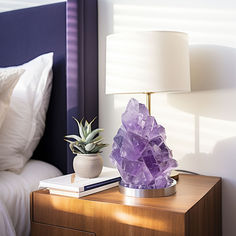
top-left (0, 160), bottom-right (62, 236)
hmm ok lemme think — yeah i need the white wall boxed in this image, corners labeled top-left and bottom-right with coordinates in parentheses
top-left (98, 0), bottom-right (236, 235)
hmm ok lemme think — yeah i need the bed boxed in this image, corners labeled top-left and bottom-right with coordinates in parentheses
top-left (0, 1), bottom-right (98, 235)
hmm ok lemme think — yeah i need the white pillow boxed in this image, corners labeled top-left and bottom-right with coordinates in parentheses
top-left (0, 53), bottom-right (53, 172)
top-left (0, 69), bottom-right (24, 129)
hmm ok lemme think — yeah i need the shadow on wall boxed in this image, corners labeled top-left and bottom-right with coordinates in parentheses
top-left (168, 44), bottom-right (236, 121)
top-left (190, 45), bottom-right (236, 91)
top-left (167, 44), bottom-right (236, 235)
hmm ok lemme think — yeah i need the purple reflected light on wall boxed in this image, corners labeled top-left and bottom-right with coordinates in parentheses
top-left (67, 0), bottom-right (78, 113)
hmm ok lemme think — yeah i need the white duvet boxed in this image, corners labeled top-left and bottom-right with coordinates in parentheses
top-left (0, 160), bottom-right (62, 236)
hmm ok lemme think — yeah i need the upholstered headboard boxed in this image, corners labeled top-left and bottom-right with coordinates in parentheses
top-left (0, 1), bottom-right (98, 174)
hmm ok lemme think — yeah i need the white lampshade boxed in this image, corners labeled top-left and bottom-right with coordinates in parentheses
top-left (106, 31), bottom-right (191, 94)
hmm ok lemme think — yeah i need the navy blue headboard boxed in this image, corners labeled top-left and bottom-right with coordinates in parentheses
top-left (0, 1), bottom-right (98, 174)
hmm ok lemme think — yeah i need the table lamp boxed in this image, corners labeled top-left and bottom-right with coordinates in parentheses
top-left (106, 31), bottom-right (190, 197)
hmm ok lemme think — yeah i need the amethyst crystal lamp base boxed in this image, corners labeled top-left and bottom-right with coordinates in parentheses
top-left (110, 98), bottom-right (178, 198)
top-left (119, 178), bottom-right (176, 198)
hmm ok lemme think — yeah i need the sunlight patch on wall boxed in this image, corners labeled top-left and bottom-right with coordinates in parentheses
top-left (113, 4), bottom-right (236, 47)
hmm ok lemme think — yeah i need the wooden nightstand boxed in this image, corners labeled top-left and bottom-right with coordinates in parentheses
top-left (31, 174), bottom-right (222, 236)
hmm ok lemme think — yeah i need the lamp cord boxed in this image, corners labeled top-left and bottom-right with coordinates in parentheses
top-left (175, 169), bottom-right (199, 175)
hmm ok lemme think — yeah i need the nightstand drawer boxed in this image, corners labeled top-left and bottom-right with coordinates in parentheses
top-left (31, 222), bottom-right (95, 236)
top-left (31, 189), bottom-right (98, 232)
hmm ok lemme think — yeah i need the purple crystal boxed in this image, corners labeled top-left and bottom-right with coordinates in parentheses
top-left (110, 98), bottom-right (177, 189)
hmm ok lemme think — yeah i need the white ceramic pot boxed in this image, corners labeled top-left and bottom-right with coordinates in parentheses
top-left (73, 153), bottom-right (103, 178)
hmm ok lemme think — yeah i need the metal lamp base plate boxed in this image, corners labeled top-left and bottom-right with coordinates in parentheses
top-left (119, 178), bottom-right (177, 198)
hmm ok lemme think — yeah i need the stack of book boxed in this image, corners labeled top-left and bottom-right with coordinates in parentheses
top-left (39, 167), bottom-right (121, 198)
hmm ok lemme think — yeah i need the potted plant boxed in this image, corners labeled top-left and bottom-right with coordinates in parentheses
top-left (65, 117), bottom-right (108, 178)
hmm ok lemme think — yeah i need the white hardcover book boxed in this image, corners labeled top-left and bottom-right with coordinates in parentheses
top-left (49, 182), bottom-right (119, 198)
top-left (39, 167), bottom-right (121, 192)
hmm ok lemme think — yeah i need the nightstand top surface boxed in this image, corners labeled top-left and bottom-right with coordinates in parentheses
top-left (36, 174), bottom-right (221, 213)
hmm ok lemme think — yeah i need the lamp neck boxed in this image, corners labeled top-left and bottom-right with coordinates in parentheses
top-left (146, 93), bottom-right (152, 115)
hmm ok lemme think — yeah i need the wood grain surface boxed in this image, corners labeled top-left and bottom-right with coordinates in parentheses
top-left (31, 174), bottom-right (222, 236)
